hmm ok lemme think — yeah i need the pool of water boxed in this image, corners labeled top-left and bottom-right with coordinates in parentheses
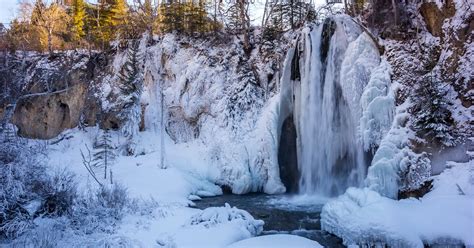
top-left (192, 193), bottom-right (344, 247)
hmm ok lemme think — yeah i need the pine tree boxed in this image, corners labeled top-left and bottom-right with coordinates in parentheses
top-left (117, 40), bottom-right (143, 155)
top-left (159, 1), bottom-right (185, 33)
top-left (135, 0), bottom-right (160, 37)
top-left (97, 0), bottom-right (127, 44)
top-left (264, 0), bottom-right (315, 32)
top-left (72, 0), bottom-right (87, 40)
top-left (93, 129), bottom-right (116, 182)
top-left (412, 75), bottom-right (457, 147)
top-left (158, 0), bottom-right (213, 35)
top-left (108, 0), bottom-right (127, 30)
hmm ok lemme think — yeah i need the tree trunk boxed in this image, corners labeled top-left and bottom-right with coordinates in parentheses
top-left (391, 0), bottom-right (399, 25)
top-left (237, 0), bottom-right (250, 54)
top-left (48, 28), bottom-right (53, 55)
top-left (290, 0), bottom-right (294, 30)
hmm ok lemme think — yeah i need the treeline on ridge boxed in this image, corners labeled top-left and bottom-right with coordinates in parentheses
top-left (0, 0), bottom-right (319, 53)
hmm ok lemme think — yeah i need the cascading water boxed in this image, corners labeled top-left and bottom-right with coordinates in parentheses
top-left (292, 18), bottom-right (367, 196)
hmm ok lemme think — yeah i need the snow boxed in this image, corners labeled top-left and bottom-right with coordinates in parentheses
top-left (24, 125), bottom-right (270, 247)
top-left (115, 204), bottom-right (265, 248)
top-left (6, 32), bottom-right (297, 246)
top-left (226, 234), bottom-right (323, 248)
top-left (322, 160), bottom-right (474, 247)
top-left (4, 9), bottom-right (471, 247)
top-left (47, 127), bottom-right (222, 205)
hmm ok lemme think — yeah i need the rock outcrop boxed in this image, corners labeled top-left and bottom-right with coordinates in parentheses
top-left (12, 83), bottom-right (87, 139)
top-left (419, 0), bottom-right (456, 38)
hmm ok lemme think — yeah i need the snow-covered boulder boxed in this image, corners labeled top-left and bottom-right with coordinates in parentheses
top-left (188, 203), bottom-right (264, 236)
top-left (159, 204), bottom-right (265, 248)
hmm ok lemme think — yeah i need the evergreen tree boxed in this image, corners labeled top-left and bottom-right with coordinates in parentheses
top-left (412, 75), bottom-right (457, 147)
top-left (97, 0), bottom-right (127, 45)
top-left (72, 0), bottom-right (87, 40)
top-left (108, 0), bottom-right (128, 30)
top-left (117, 40), bottom-right (143, 155)
top-left (159, 1), bottom-right (185, 33)
top-left (225, 0), bottom-right (250, 53)
top-left (264, 0), bottom-right (315, 32)
top-left (93, 129), bottom-right (116, 182)
top-left (158, 0), bottom-right (213, 35)
top-left (134, 0), bottom-right (160, 37)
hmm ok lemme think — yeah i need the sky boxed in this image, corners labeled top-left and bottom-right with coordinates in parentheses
top-left (0, 0), bottom-right (326, 27)
top-left (0, 0), bottom-right (18, 25)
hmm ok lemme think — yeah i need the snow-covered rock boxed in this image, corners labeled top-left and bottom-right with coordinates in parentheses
top-left (155, 204), bottom-right (265, 248)
top-left (188, 203), bottom-right (264, 236)
top-left (322, 160), bottom-right (474, 247)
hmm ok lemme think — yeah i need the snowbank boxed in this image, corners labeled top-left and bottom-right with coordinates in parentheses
top-left (226, 234), bottom-right (323, 248)
top-left (117, 204), bottom-right (264, 248)
top-left (321, 161), bottom-right (474, 247)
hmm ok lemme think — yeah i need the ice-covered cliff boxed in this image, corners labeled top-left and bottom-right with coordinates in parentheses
top-left (0, 31), bottom-right (293, 195)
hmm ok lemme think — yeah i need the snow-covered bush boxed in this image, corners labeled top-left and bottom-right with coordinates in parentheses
top-left (95, 184), bottom-right (129, 216)
top-left (36, 169), bottom-right (77, 217)
top-left (70, 183), bottom-right (129, 234)
top-left (0, 133), bottom-right (76, 239)
top-left (8, 219), bottom-right (65, 247)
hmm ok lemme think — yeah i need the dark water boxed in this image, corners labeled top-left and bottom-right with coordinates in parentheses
top-left (193, 194), bottom-right (344, 247)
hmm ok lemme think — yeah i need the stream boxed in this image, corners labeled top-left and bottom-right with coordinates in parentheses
top-left (193, 194), bottom-right (345, 247)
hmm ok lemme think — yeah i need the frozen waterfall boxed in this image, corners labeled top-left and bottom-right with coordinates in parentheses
top-left (278, 16), bottom-right (392, 197)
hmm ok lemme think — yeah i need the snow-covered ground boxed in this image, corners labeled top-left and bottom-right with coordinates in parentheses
top-left (48, 127), bottom-right (222, 205)
top-left (38, 127), bottom-right (320, 247)
top-left (322, 159), bottom-right (474, 247)
top-left (227, 234), bottom-right (323, 248)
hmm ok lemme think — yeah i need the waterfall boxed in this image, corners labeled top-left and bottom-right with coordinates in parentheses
top-left (292, 18), bottom-right (367, 196)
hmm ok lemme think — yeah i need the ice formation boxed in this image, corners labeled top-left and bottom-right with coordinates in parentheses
top-left (321, 161), bottom-right (474, 247)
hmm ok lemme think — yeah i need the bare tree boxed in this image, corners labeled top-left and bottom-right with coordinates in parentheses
top-left (80, 144), bottom-right (103, 187)
top-left (32, 1), bottom-right (69, 54)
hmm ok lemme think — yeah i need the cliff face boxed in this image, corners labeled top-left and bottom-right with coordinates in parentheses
top-left (11, 83), bottom-right (87, 139)
top-left (0, 52), bottom-right (110, 139)
top-left (0, 33), bottom-right (293, 194)
top-left (364, 0), bottom-right (473, 195)
top-left (1, 33), bottom-right (290, 141)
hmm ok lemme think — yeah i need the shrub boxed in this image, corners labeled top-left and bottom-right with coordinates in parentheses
top-left (70, 183), bottom-right (129, 234)
top-left (0, 134), bottom-right (77, 239)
